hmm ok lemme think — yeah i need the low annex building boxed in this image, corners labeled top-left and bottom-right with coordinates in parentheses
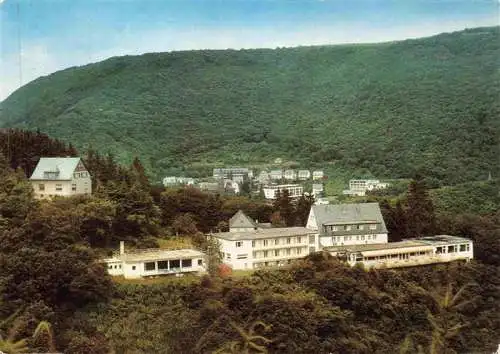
top-left (104, 242), bottom-right (206, 279)
top-left (29, 157), bottom-right (91, 199)
top-left (306, 203), bottom-right (388, 248)
top-left (210, 210), bottom-right (316, 270)
top-left (327, 235), bottom-right (473, 269)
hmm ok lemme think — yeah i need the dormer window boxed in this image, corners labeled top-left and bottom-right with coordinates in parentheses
top-left (369, 224), bottom-right (377, 230)
top-left (43, 171), bottom-right (59, 179)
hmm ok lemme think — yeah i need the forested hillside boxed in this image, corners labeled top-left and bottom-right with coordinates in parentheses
top-left (1, 27), bottom-right (499, 183)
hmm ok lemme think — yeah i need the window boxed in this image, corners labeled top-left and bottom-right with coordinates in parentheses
top-left (357, 225), bottom-right (364, 230)
top-left (372, 234), bottom-right (377, 240)
top-left (448, 245), bottom-right (456, 253)
top-left (332, 226), bottom-right (338, 231)
top-left (287, 237), bottom-right (291, 244)
top-left (108, 265), bottom-right (113, 269)
top-left (297, 237), bottom-right (301, 243)
top-left (145, 262), bottom-right (156, 271)
top-left (252, 240), bottom-right (255, 247)
top-left (309, 235), bottom-right (315, 244)
top-left (297, 248), bottom-right (302, 254)
top-left (198, 259), bottom-right (203, 266)
top-left (263, 251), bottom-right (268, 257)
top-left (158, 261), bottom-right (168, 270)
top-left (71, 184), bottom-right (77, 191)
top-left (459, 244), bottom-right (466, 252)
top-left (466, 244), bottom-right (470, 252)
top-left (367, 235), bottom-right (371, 240)
top-left (286, 249), bottom-right (291, 256)
top-left (361, 235), bottom-right (365, 241)
top-left (226, 254), bottom-right (231, 260)
top-left (182, 259), bottom-right (192, 268)
top-left (38, 184), bottom-right (45, 191)
top-left (236, 254), bottom-right (248, 259)
top-left (236, 241), bottom-right (243, 248)
top-left (170, 259), bottom-right (181, 268)
top-left (55, 184), bottom-right (63, 191)
top-left (114, 265), bottom-right (117, 269)
top-left (132, 266), bottom-right (136, 270)
top-left (263, 239), bottom-right (268, 246)
top-left (369, 224), bottom-right (377, 230)
top-left (356, 236), bottom-right (360, 240)
top-left (275, 239), bottom-right (279, 245)
top-left (344, 236), bottom-right (349, 241)
top-left (274, 250), bottom-right (279, 257)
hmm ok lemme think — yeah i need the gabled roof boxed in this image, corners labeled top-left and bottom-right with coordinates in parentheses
top-left (310, 203), bottom-right (387, 233)
top-left (229, 210), bottom-right (256, 229)
top-left (30, 157), bottom-right (85, 180)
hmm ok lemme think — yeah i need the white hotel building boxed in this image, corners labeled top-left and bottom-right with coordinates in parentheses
top-left (210, 210), bottom-right (316, 270)
top-left (263, 184), bottom-right (303, 199)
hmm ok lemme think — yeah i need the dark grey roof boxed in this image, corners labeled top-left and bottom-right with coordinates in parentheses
top-left (212, 227), bottom-right (316, 241)
top-left (310, 203), bottom-right (387, 234)
top-left (229, 210), bottom-right (256, 229)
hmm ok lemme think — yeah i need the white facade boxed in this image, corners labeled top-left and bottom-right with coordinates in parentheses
top-left (312, 183), bottom-right (324, 198)
top-left (211, 227), bottom-right (317, 270)
top-left (283, 169), bottom-right (297, 181)
top-left (213, 168), bottom-right (253, 183)
top-left (312, 170), bottom-right (324, 180)
top-left (263, 184), bottom-right (303, 199)
top-left (269, 170), bottom-right (283, 180)
top-left (306, 203), bottom-right (389, 248)
top-left (163, 176), bottom-right (195, 187)
top-left (103, 242), bottom-right (206, 279)
top-left (298, 170), bottom-right (311, 180)
top-left (327, 235), bottom-right (473, 269)
top-left (343, 179), bottom-right (389, 196)
top-left (30, 157), bottom-right (91, 199)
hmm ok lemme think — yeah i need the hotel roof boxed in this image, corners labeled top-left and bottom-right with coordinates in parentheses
top-left (104, 248), bottom-right (205, 263)
top-left (212, 227), bottom-right (315, 241)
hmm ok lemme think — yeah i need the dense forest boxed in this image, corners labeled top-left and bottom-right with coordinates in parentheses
top-left (1, 27), bottom-right (499, 184)
top-left (0, 129), bottom-right (499, 353)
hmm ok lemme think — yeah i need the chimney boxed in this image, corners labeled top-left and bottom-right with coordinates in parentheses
top-left (120, 241), bottom-right (125, 255)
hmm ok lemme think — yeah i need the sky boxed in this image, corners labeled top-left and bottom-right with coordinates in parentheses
top-left (0, 0), bottom-right (498, 100)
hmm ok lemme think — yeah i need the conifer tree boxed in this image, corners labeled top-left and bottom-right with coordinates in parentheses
top-left (405, 178), bottom-right (436, 237)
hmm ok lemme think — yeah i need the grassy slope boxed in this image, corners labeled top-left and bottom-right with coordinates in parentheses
top-left (0, 27), bottom-right (498, 183)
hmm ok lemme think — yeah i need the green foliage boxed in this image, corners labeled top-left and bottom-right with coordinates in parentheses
top-left (1, 27), bottom-right (499, 184)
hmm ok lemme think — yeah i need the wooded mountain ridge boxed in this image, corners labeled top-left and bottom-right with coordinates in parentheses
top-left (0, 26), bottom-right (498, 183)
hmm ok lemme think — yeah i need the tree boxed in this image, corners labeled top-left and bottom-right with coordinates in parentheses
top-left (427, 283), bottom-right (478, 354)
top-left (214, 320), bottom-right (273, 354)
top-left (294, 194), bottom-right (314, 226)
top-left (405, 178), bottom-right (436, 237)
top-left (272, 189), bottom-right (294, 227)
top-left (172, 213), bottom-right (199, 235)
top-left (130, 156), bottom-right (150, 188)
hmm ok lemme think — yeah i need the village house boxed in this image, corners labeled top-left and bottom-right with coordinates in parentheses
top-left (327, 235), bottom-right (473, 269)
top-left (283, 169), bottom-right (297, 181)
top-left (104, 241), bottom-right (206, 279)
top-left (298, 170), bottom-right (311, 180)
top-left (343, 179), bottom-right (389, 196)
top-left (162, 176), bottom-right (195, 187)
top-left (263, 184), bottom-right (303, 199)
top-left (210, 211), bottom-right (316, 270)
top-left (213, 168), bottom-right (253, 184)
top-left (269, 169), bottom-right (283, 180)
top-left (312, 170), bottom-right (324, 180)
top-left (306, 203), bottom-right (388, 248)
top-left (29, 157), bottom-right (91, 199)
top-left (312, 183), bottom-right (324, 198)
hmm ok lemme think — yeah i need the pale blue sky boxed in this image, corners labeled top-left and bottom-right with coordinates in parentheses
top-left (0, 0), bottom-right (498, 100)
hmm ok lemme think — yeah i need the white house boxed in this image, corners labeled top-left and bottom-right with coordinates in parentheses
top-left (312, 170), bottom-right (324, 180)
top-left (163, 176), bottom-right (195, 187)
top-left (210, 211), bottom-right (317, 270)
top-left (103, 242), bottom-right (206, 279)
top-left (269, 170), bottom-right (283, 180)
top-left (312, 183), bottom-right (324, 198)
top-left (283, 169), bottom-right (297, 181)
top-left (298, 170), bottom-right (311, 180)
top-left (306, 203), bottom-right (388, 248)
top-left (343, 179), bottom-right (389, 196)
top-left (263, 184), bottom-right (303, 199)
top-left (29, 157), bottom-right (91, 199)
top-left (213, 168), bottom-right (253, 184)
top-left (257, 170), bottom-right (271, 184)
top-left (327, 235), bottom-right (473, 269)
